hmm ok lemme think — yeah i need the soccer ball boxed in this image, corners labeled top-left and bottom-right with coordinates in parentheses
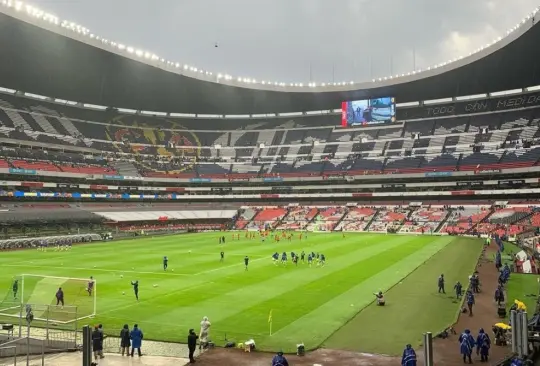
top-left (172, 269), bottom-right (174, 272)
top-left (85, 288), bottom-right (88, 291)
top-left (132, 267), bottom-right (134, 270)
top-left (122, 292), bottom-right (125, 295)
top-left (120, 275), bottom-right (124, 278)
top-left (188, 250), bottom-right (191, 254)
top-left (153, 284), bottom-right (158, 288)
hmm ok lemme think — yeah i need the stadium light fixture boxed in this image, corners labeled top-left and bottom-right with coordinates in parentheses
top-left (7, 0), bottom-right (535, 89)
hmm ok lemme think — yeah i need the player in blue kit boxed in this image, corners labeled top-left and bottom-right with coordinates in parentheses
top-left (244, 256), bottom-right (249, 271)
top-left (319, 254), bottom-right (326, 267)
top-left (300, 251), bottom-right (305, 263)
top-left (272, 252), bottom-right (279, 265)
top-left (220, 251), bottom-right (225, 262)
top-left (163, 256), bottom-right (168, 271)
top-left (281, 252), bottom-right (287, 265)
top-left (307, 254), bottom-right (313, 267)
top-left (293, 255), bottom-right (299, 266)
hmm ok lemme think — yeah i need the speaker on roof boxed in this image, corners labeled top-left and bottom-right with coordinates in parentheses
top-left (412, 133), bottom-right (420, 140)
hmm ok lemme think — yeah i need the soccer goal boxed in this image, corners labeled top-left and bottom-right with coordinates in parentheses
top-left (0, 274), bottom-right (96, 324)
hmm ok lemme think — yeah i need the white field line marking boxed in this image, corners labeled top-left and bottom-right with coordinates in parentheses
top-left (2, 264), bottom-right (192, 277)
top-left (193, 256), bottom-right (268, 276)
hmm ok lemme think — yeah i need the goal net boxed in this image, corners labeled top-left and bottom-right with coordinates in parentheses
top-left (0, 274), bottom-right (96, 324)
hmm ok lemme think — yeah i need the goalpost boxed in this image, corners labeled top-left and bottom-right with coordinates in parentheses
top-left (0, 274), bottom-right (96, 324)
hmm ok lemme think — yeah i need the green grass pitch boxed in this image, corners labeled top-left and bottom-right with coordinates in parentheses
top-left (0, 232), bottom-right (483, 354)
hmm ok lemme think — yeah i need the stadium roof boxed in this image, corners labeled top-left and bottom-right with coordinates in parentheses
top-left (1, 5), bottom-right (540, 114)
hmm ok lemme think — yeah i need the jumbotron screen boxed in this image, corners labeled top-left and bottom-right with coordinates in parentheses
top-left (341, 97), bottom-right (396, 127)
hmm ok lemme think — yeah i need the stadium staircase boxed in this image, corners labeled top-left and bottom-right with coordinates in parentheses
top-left (497, 151), bottom-right (507, 163)
top-left (332, 207), bottom-right (350, 231)
top-left (273, 207), bottom-right (292, 229)
top-left (113, 160), bottom-right (141, 177)
top-left (363, 208), bottom-right (381, 232)
top-left (304, 208), bottom-right (321, 227)
top-left (466, 207), bottom-right (496, 234)
top-left (435, 209), bottom-right (454, 233)
top-left (456, 153), bottom-right (464, 170)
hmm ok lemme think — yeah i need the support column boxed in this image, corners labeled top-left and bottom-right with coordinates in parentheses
top-left (423, 332), bottom-right (433, 366)
top-left (82, 325), bottom-right (92, 366)
top-left (511, 310), bottom-right (518, 354)
top-left (519, 311), bottom-right (529, 358)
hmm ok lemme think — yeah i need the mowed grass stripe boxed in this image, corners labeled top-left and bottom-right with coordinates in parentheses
top-left (323, 237), bottom-right (483, 355)
top-left (145, 236), bottom-right (420, 330)
top-left (217, 236), bottom-right (447, 348)
top-left (0, 233), bottom-right (482, 353)
top-left (268, 236), bottom-right (453, 350)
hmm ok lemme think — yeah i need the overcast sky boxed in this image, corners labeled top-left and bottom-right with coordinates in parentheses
top-left (32, 0), bottom-right (538, 84)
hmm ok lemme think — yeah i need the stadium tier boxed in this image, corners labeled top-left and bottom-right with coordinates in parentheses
top-left (1, 91), bottom-right (540, 179)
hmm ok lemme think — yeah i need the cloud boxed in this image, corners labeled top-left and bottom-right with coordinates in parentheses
top-left (35, 0), bottom-right (539, 83)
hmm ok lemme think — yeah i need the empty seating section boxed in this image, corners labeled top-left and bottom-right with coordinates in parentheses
top-left (12, 159), bottom-right (61, 172)
top-left (235, 208), bottom-right (260, 229)
top-left (369, 208), bottom-right (409, 232)
top-left (335, 207), bottom-right (377, 231)
top-left (400, 208), bottom-right (448, 233)
top-left (94, 210), bottom-right (237, 222)
top-left (305, 206), bottom-right (347, 232)
top-left (252, 207), bottom-right (288, 227)
top-left (1, 92), bottom-right (540, 178)
top-left (442, 207), bottom-right (490, 233)
top-left (227, 205), bottom-right (540, 234)
top-left (286, 207), bottom-right (318, 222)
